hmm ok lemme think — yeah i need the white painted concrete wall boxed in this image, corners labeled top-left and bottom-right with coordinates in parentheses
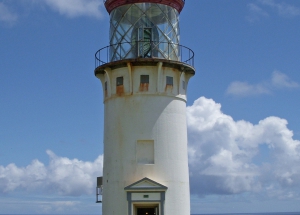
top-left (96, 63), bottom-right (193, 215)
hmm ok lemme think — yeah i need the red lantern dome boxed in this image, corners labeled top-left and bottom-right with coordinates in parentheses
top-left (104, 0), bottom-right (185, 14)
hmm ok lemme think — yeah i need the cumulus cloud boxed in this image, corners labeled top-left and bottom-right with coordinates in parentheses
top-left (42, 0), bottom-right (103, 18)
top-left (187, 97), bottom-right (300, 199)
top-left (226, 71), bottom-right (299, 97)
top-left (0, 150), bottom-right (103, 196)
top-left (2, 97), bottom-right (300, 202)
top-left (0, 2), bottom-right (18, 25)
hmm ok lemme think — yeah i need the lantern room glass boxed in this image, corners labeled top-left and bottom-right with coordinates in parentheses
top-left (109, 3), bottom-right (180, 61)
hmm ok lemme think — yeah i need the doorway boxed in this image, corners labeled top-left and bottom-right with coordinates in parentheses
top-left (135, 205), bottom-right (159, 215)
top-left (137, 208), bottom-right (154, 215)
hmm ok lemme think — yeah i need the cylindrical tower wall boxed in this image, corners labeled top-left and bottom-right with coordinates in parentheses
top-left (97, 63), bottom-right (193, 215)
top-left (103, 96), bottom-right (190, 215)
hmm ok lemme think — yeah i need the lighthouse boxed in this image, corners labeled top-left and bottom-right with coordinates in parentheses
top-left (94, 0), bottom-right (195, 215)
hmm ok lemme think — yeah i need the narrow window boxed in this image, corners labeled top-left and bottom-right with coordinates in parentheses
top-left (104, 81), bottom-right (108, 97)
top-left (116, 77), bottom-right (124, 96)
top-left (116, 77), bottom-right (123, 86)
top-left (136, 140), bottom-right (154, 164)
top-left (140, 75), bottom-right (149, 92)
top-left (140, 75), bottom-right (149, 84)
top-left (166, 76), bottom-right (173, 86)
top-left (182, 80), bottom-right (186, 90)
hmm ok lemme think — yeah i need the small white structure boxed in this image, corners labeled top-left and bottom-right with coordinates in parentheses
top-left (94, 1), bottom-right (195, 215)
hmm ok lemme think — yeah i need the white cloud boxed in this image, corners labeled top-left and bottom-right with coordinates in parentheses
top-left (187, 97), bottom-right (300, 198)
top-left (42, 0), bottom-right (103, 18)
top-left (0, 0), bottom-right (104, 24)
top-left (226, 71), bottom-right (299, 97)
top-left (1, 97), bottom-right (300, 202)
top-left (226, 81), bottom-right (270, 97)
top-left (259, 0), bottom-right (300, 17)
top-left (248, 0), bottom-right (300, 21)
top-left (271, 70), bottom-right (299, 88)
top-left (0, 2), bottom-right (18, 25)
top-left (247, 3), bottom-right (269, 22)
top-left (0, 150), bottom-right (103, 196)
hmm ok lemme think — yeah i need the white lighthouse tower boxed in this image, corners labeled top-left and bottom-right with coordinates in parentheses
top-left (95, 0), bottom-right (195, 215)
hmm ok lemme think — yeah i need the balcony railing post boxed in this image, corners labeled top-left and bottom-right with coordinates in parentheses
top-left (119, 43), bottom-right (121, 60)
top-left (150, 41), bottom-right (152, 57)
top-left (107, 45), bottom-right (108, 63)
top-left (168, 42), bottom-right (170, 60)
top-left (193, 52), bottom-right (194, 66)
top-left (142, 40), bottom-right (144, 57)
top-left (180, 45), bottom-right (182, 62)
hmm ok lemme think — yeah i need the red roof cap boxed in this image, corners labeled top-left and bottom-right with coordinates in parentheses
top-left (104, 0), bottom-right (185, 14)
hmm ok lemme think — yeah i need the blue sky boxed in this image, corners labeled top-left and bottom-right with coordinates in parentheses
top-left (1, 0), bottom-right (300, 214)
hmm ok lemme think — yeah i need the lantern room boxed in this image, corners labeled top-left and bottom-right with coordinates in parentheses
top-left (104, 0), bottom-right (185, 61)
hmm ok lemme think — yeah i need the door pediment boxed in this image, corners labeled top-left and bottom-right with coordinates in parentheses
top-left (124, 177), bottom-right (167, 191)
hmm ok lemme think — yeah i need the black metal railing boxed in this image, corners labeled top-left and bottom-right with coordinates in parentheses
top-left (95, 41), bottom-right (194, 68)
